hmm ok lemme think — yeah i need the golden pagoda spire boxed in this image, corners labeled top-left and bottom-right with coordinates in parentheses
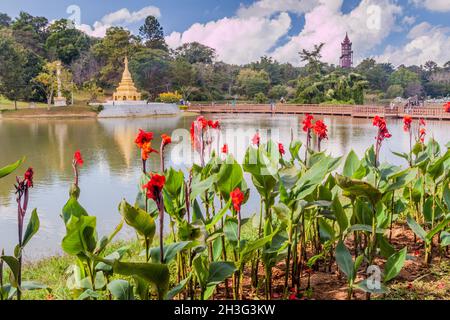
top-left (113, 57), bottom-right (141, 101)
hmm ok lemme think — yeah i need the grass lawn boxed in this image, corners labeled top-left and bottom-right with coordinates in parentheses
top-left (0, 96), bottom-right (48, 110)
top-left (0, 90), bottom-right (109, 112)
top-left (0, 105), bottom-right (98, 118)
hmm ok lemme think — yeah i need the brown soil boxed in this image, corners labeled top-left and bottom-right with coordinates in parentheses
top-left (213, 223), bottom-right (449, 300)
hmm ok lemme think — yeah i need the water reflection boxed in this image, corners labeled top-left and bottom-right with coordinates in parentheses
top-left (0, 114), bottom-right (448, 259)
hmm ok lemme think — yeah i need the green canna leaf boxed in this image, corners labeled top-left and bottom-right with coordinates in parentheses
top-left (383, 247), bottom-right (407, 283)
top-left (22, 209), bottom-right (40, 248)
top-left (0, 157), bottom-right (24, 179)
top-left (335, 240), bottom-right (354, 281)
top-left (107, 280), bottom-right (134, 300)
top-left (113, 261), bottom-right (169, 300)
top-left (119, 200), bottom-right (155, 241)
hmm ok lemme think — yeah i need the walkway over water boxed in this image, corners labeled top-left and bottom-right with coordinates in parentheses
top-left (189, 104), bottom-right (450, 120)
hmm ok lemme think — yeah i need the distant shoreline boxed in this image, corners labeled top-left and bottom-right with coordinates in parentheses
top-left (0, 106), bottom-right (98, 119)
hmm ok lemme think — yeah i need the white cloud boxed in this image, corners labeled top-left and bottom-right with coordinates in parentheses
top-left (410, 0), bottom-right (450, 12)
top-left (402, 16), bottom-right (416, 26)
top-left (236, 0), bottom-right (318, 18)
top-left (271, 0), bottom-right (402, 65)
top-left (166, 13), bottom-right (292, 65)
top-left (101, 7), bottom-right (161, 25)
top-left (77, 22), bottom-right (110, 38)
top-left (377, 22), bottom-right (450, 66)
top-left (76, 6), bottom-right (160, 38)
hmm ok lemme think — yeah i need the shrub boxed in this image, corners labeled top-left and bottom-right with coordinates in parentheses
top-left (91, 104), bottom-right (104, 113)
top-left (268, 85), bottom-right (288, 100)
top-left (254, 92), bottom-right (268, 104)
top-left (386, 84), bottom-right (404, 99)
top-left (159, 91), bottom-right (182, 103)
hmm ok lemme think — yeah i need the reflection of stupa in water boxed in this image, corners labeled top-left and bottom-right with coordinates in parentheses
top-left (113, 125), bottom-right (137, 168)
top-left (113, 57), bottom-right (141, 102)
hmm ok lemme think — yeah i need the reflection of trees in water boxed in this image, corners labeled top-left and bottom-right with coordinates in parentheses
top-left (0, 116), bottom-right (192, 202)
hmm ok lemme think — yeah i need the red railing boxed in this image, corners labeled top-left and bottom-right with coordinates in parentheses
top-left (188, 104), bottom-right (450, 120)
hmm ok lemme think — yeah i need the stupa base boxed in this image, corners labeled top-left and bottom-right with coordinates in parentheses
top-left (97, 101), bottom-right (180, 118)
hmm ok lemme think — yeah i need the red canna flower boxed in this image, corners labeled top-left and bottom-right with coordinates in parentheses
top-left (143, 173), bottom-right (166, 201)
top-left (222, 143), bottom-right (228, 154)
top-left (230, 187), bottom-right (244, 212)
top-left (197, 116), bottom-right (208, 129)
top-left (208, 120), bottom-right (220, 129)
top-left (289, 293), bottom-right (298, 300)
top-left (73, 150), bottom-right (83, 167)
top-left (419, 128), bottom-right (426, 143)
top-left (444, 102), bottom-right (450, 113)
top-left (24, 167), bottom-right (34, 188)
top-left (302, 114), bottom-right (314, 132)
top-left (252, 132), bottom-right (260, 147)
top-left (417, 117), bottom-right (426, 144)
top-left (135, 129), bottom-right (153, 148)
top-left (313, 120), bottom-right (328, 141)
top-left (161, 134), bottom-right (172, 147)
top-left (190, 122), bottom-right (195, 145)
top-left (278, 143), bottom-right (285, 156)
top-left (419, 118), bottom-right (426, 127)
top-left (141, 142), bottom-right (158, 161)
top-left (190, 116), bottom-right (210, 152)
top-left (373, 116), bottom-right (392, 140)
top-left (373, 116), bottom-right (392, 165)
top-left (403, 116), bottom-right (412, 132)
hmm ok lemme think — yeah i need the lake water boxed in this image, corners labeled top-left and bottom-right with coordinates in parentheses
top-left (1, 113), bottom-right (449, 259)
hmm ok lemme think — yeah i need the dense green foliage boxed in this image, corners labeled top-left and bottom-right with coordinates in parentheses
top-left (1, 11), bottom-right (449, 105)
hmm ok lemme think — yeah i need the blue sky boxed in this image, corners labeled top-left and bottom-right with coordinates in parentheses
top-left (1, 0), bottom-right (449, 66)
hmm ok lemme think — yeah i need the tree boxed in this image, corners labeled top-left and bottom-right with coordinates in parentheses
top-left (170, 59), bottom-right (198, 100)
top-left (194, 62), bottom-right (239, 101)
top-left (0, 36), bottom-right (28, 109)
top-left (0, 13), bottom-right (11, 27)
top-left (247, 56), bottom-right (278, 85)
top-left (424, 60), bottom-right (438, 73)
top-left (128, 48), bottom-right (171, 99)
top-left (254, 92), bottom-right (268, 103)
top-left (299, 43), bottom-right (325, 74)
top-left (45, 19), bottom-right (91, 65)
top-left (389, 67), bottom-right (420, 93)
top-left (444, 61), bottom-right (450, 71)
top-left (11, 11), bottom-right (49, 55)
top-left (386, 84), bottom-right (404, 99)
top-left (139, 16), bottom-right (167, 51)
top-left (424, 82), bottom-right (449, 98)
top-left (356, 58), bottom-right (394, 91)
top-left (405, 82), bottom-right (423, 98)
top-left (33, 61), bottom-right (72, 110)
top-left (268, 85), bottom-right (288, 100)
top-left (93, 27), bottom-right (141, 88)
top-left (71, 49), bottom-right (101, 86)
top-left (83, 79), bottom-right (103, 102)
top-left (175, 42), bottom-right (216, 64)
top-left (295, 71), bottom-right (367, 104)
top-left (236, 69), bottom-right (270, 98)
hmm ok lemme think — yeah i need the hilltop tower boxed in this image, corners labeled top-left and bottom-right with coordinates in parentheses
top-left (113, 57), bottom-right (141, 101)
top-left (340, 33), bottom-right (353, 69)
